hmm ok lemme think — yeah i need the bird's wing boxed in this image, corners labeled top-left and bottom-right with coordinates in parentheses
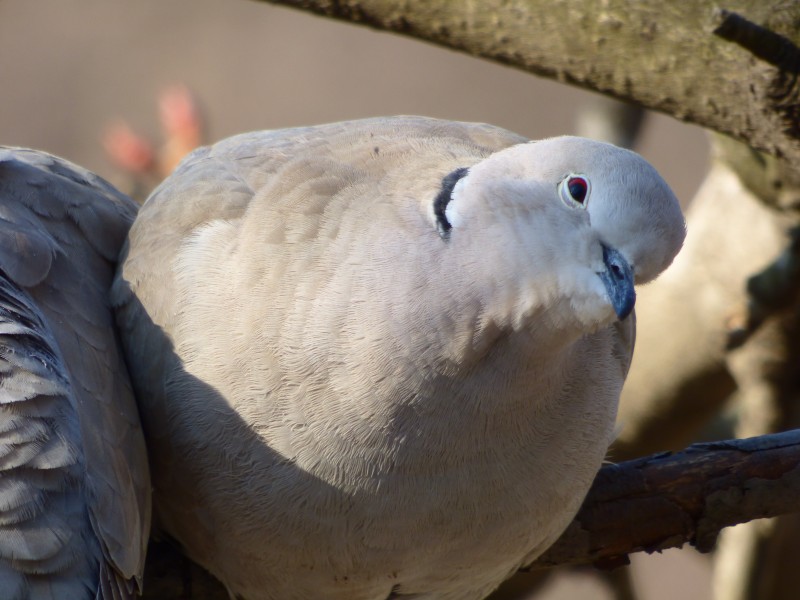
top-left (0, 148), bottom-right (149, 599)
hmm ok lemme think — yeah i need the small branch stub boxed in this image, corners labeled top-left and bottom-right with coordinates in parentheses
top-left (711, 9), bottom-right (800, 72)
top-left (712, 9), bottom-right (800, 141)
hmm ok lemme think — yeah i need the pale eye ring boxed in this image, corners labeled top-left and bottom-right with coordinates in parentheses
top-left (559, 174), bottom-right (590, 209)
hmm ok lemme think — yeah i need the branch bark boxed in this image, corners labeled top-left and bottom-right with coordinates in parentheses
top-left (530, 429), bottom-right (800, 570)
top-left (253, 0), bottom-right (800, 167)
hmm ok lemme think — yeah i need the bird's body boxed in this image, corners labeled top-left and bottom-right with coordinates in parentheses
top-left (0, 149), bottom-right (150, 599)
top-left (113, 116), bottom-right (684, 599)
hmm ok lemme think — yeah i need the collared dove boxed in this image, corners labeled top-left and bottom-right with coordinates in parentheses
top-left (0, 149), bottom-right (150, 599)
top-left (112, 116), bottom-right (685, 600)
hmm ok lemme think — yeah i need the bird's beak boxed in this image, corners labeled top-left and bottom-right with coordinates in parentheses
top-left (597, 244), bottom-right (635, 320)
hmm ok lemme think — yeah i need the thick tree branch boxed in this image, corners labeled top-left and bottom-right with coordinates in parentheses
top-left (530, 429), bottom-right (800, 570)
top-left (253, 0), bottom-right (800, 167)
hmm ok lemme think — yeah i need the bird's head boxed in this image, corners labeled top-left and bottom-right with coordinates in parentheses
top-left (428, 136), bottom-right (685, 333)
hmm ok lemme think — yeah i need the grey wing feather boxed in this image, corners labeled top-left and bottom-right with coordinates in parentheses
top-left (0, 148), bottom-right (150, 599)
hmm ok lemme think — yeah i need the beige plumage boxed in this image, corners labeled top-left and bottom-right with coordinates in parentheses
top-left (112, 116), bottom-right (685, 600)
top-left (0, 149), bottom-right (150, 599)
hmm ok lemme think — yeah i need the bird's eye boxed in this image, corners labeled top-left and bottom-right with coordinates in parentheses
top-left (559, 174), bottom-right (590, 209)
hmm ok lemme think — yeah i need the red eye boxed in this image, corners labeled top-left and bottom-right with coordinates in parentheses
top-left (567, 177), bottom-right (588, 204)
top-left (559, 174), bottom-right (590, 209)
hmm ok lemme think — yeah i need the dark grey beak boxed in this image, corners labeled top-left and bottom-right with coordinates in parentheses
top-left (597, 245), bottom-right (635, 320)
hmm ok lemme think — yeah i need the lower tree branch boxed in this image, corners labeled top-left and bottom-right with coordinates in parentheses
top-left (531, 429), bottom-right (800, 570)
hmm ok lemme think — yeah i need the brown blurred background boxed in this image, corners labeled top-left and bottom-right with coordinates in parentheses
top-left (0, 1), bottom-right (712, 598)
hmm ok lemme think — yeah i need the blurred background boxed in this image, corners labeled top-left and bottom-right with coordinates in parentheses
top-left (1, 1), bottom-right (714, 599)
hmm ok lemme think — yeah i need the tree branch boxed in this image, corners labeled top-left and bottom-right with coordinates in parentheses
top-left (530, 429), bottom-right (800, 570)
top-left (252, 0), bottom-right (800, 167)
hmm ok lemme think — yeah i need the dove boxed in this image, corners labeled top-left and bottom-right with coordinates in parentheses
top-left (112, 116), bottom-right (685, 600)
top-left (0, 148), bottom-right (150, 599)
